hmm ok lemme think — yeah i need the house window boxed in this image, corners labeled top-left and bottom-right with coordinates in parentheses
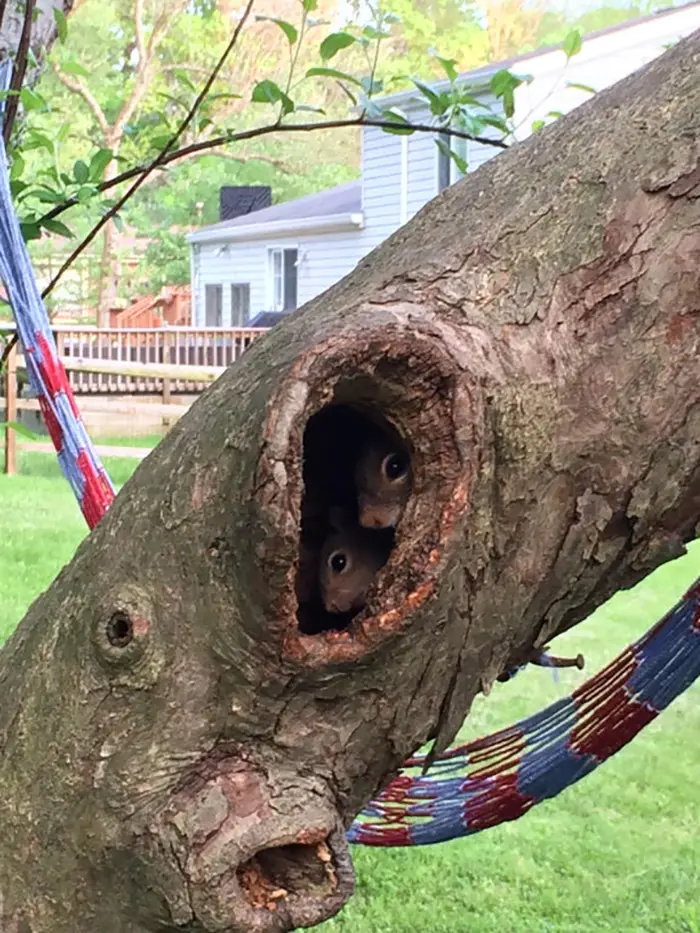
top-left (230, 283), bottom-right (251, 326)
top-left (204, 284), bottom-right (223, 326)
top-left (269, 248), bottom-right (298, 312)
top-left (437, 130), bottom-right (468, 193)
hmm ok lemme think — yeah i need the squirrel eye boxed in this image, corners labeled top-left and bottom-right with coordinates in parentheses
top-left (382, 452), bottom-right (407, 483)
top-left (329, 550), bottom-right (348, 574)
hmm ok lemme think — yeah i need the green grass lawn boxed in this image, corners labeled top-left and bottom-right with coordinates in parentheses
top-left (1, 451), bottom-right (699, 932)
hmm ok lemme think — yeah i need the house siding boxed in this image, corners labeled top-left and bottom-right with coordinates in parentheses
top-left (193, 230), bottom-right (366, 326)
top-left (511, 5), bottom-right (700, 140)
top-left (190, 2), bottom-right (700, 325)
top-left (360, 125), bottom-right (403, 252)
top-left (365, 92), bottom-right (504, 232)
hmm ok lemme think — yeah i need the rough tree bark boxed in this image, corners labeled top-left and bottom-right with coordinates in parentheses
top-left (1, 27), bottom-right (699, 933)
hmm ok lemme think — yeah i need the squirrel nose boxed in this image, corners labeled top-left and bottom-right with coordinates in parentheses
top-left (359, 508), bottom-right (393, 529)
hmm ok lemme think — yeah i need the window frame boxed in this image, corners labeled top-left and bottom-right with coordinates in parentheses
top-left (267, 246), bottom-right (299, 312)
top-left (230, 282), bottom-right (251, 327)
top-left (204, 283), bottom-right (223, 327)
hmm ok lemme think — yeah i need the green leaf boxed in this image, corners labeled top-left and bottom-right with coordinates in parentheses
top-left (302, 0), bottom-right (318, 10)
top-left (172, 69), bottom-right (196, 92)
top-left (251, 79), bottom-right (294, 115)
top-left (9, 153), bottom-right (24, 180)
top-left (295, 103), bottom-right (326, 114)
top-left (455, 90), bottom-right (489, 109)
top-left (73, 160), bottom-right (89, 184)
top-left (490, 69), bottom-right (522, 118)
top-left (362, 25), bottom-right (390, 40)
top-left (565, 81), bottom-right (596, 95)
top-left (503, 89), bottom-right (515, 118)
top-left (413, 79), bottom-right (442, 111)
top-left (531, 119), bottom-right (545, 132)
top-left (546, 110), bottom-right (564, 119)
top-left (320, 31), bottom-right (356, 60)
top-left (305, 66), bottom-right (363, 87)
top-left (23, 131), bottom-right (54, 154)
top-left (19, 88), bottom-right (46, 112)
top-left (76, 186), bottom-right (96, 203)
top-left (53, 7), bottom-right (67, 42)
top-left (360, 75), bottom-right (383, 95)
top-left (436, 137), bottom-right (450, 160)
top-left (450, 149), bottom-right (468, 175)
top-left (19, 222), bottom-right (41, 242)
top-left (208, 92), bottom-right (242, 102)
top-left (88, 148), bottom-right (113, 181)
top-left (380, 110), bottom-right (414, 135)
top-left (383, 11), bottom-right (401, 24)
top-left (490, 69), bottom-right (522, 97)
top-left (359, 93), bottom-right (383, 119)
top-left (435, 56), bottom-right (458, 83)
top-left (40, 217), bottom-right (74, 238)
top-left (474, 113), bottom-right (509, 134)
top-left (156, 91), bottom-right (190, 112)
top-left (35, 188), bottom-right (66, 204)
top-left (150, 134), bottom-right (175, 151)
top-left (61, 60), bottom-right (90, 78)
top-left (0, 420), bottom-right (42, 440)
top-left (562, 29), bottom-right (582, 59)
top-left (256, 15), bottom-right (298, 44)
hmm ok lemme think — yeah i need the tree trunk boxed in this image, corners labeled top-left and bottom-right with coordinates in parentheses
top-left (96, 216), bottom-right (117, 327)
top-left (1, 27), bottom-right (699, 933)
top-left (0, 1), bottom-right (75, 68)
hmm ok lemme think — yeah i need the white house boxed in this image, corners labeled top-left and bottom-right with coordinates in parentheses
top-left (186, 1), bottom-right (700, 328)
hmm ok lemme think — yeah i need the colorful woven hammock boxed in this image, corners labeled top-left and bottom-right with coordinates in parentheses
top-left (1, 61), bottom-right (698, 848)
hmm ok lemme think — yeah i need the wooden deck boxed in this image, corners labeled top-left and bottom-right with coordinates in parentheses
top-left (0, 324), bottom-right (264, 395)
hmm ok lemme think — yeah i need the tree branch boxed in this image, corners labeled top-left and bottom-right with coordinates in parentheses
top-left (3, 0), bottom-right (37, 145)
top-left (53, 65), bottom-right (110, 137)
top-left (36, 118), bottom-right (508, 228)
top-left (133, 0), bottom-right (145, 63)
top-left (112, 0), bottom-right (181, 141)
top-left (42, 0), bottom-right (257, 299)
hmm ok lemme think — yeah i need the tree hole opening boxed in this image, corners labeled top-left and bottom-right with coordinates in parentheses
top-left (238, 843), bottom-right (331, 905)
top-left (106, 611), bottom-right (133, 648)
top-left (295, 403), bottom-right (412, 636)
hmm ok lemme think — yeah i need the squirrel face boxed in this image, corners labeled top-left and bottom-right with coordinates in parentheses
top-left (354, 441), bottom-right (411, 530)
top-left (319, 522), bottom-right (391, 614)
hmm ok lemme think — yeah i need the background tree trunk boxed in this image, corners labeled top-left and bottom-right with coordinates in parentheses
top-left (0, 0), bottom-right (76, 68)
top-left (0, 27), bottom-right (699, 933)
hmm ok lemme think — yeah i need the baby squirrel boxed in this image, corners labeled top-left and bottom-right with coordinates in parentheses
top-left (319, 508), bottom-right (393, 614)
top-left (354, 437), bottom-right (411, 530)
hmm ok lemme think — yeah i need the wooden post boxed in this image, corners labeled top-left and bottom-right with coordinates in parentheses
top-left (3, 341), bottom-right (17, 476)
top-left (162, 330), bottom-right (172, 431)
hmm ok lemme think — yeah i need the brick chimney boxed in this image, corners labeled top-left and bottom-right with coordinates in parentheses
top-left (219, 186), bottom-right (272, 222)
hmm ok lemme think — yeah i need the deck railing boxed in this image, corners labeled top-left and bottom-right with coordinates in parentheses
top-left (0, 324), bottom-right (265, 394)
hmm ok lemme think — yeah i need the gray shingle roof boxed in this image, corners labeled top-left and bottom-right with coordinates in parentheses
top-left (195, 179), bottom-right (361, 236)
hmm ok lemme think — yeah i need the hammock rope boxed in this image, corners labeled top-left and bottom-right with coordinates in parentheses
top-left (1, 61), bottom-right (698, 849)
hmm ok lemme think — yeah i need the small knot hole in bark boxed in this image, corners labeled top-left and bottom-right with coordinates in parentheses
top-left (296, 403), bottom-right (410, 635)
top-left (106, 611), bottom-right (133, 648)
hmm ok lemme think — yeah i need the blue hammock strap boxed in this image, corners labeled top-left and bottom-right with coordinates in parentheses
top-left (1, 61), bottom-right (699, 849)
top-left (348, 578), bottom-right (700, 845)
top-left (0, 60), bottom-right (115, 527)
